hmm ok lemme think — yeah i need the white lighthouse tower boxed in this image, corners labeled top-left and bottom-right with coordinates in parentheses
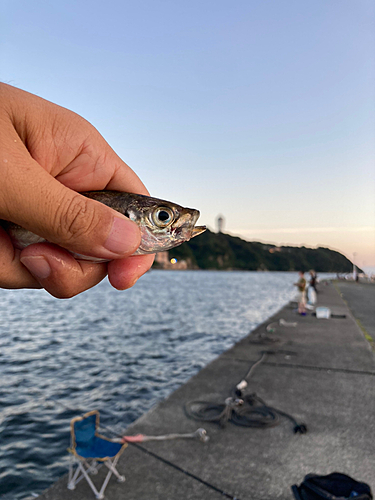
top-left (216, 215), bottom-right (224, 233)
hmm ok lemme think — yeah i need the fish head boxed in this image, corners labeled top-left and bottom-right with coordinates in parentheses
top-left (124, 194), bottom-right (206, 254)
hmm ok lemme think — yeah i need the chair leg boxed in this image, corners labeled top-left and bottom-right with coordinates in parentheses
top-left (97, 456), bottom-right (125, 498)
top-left (68, 455), bottom-right (75, 489)
top-left (97, 467), bottom-right (114, 499)
top-left (67, 456), bottom-right (125, 499)
top-left (105, 456), bottom-right (125, 483)
top-left (105, 457), bottom-right (125, 482)
top-left (84, 458), bottom-right (100, 475)
top-left (68, 459), bottom-right (82, 490)
top-left (78, 462), bottom-right (104, 499)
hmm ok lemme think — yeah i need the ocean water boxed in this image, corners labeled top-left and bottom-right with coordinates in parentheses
top-left (0, 270), bottom-right (321, 499)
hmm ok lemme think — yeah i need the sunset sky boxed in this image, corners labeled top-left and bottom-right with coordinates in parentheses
top-left (2, 0), bottom-right (374, 271)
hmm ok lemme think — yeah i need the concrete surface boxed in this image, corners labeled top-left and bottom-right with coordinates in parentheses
top-left (38, 281), bottom-right (375, 500)
top-left (335, 280), bottom-right (375, 341)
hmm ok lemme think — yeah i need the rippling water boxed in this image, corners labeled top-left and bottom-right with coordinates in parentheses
top-left (0, 271), bottom-right (319, 499)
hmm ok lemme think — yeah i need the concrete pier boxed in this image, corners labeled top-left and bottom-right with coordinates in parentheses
top-left (39, 281), bottom-right (375, 500)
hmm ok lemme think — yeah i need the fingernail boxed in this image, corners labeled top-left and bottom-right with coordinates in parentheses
top-left (104, 217), bottom-right (140, 255)
top-left (21, 256), bottom-right (51, 280)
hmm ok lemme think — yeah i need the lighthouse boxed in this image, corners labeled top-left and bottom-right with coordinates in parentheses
top-left (216, 215), bottom-right (224, 233)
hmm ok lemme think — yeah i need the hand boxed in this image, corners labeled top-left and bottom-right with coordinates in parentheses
top-left (0, 84), bottom-right (154, 298)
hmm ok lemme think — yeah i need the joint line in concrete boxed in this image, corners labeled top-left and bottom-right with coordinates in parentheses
top-left (130, 442), bottom-right (241, 500)
top-left (263, 361), bottom-right (375, 376)
top-left (228, 357), bottom-right (375, 376)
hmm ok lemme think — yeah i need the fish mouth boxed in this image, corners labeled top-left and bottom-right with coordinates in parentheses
top-left (191, 226), bottom-right (206, 238)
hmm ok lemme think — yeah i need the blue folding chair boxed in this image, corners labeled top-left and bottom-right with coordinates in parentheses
top-left (67, 410), bottom-right (128, 499)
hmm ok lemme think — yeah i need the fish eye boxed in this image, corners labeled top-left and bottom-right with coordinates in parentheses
top-left (152, 207), bottom-right (174, 227)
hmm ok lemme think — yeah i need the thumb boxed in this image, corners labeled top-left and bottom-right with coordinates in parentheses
top-left (1, 157), bottom-right (141, 260)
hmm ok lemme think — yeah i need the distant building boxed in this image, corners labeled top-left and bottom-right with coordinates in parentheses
top-left (155, 251), bottom-right (169, 265)
top-left (155, 251), bottom-right (189, 270)
top-left (216, 215), bottom-right (225, 233)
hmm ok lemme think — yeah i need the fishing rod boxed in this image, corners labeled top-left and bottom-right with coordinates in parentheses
top-left (46, 397), bottom-right (209, 444)
top-left (117, 428), bottom-right (209, 444)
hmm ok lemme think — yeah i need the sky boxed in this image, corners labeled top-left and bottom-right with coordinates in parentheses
top-left (2, 0), bottom-right (375, 271)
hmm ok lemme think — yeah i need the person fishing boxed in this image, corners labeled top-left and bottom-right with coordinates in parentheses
top-left (309, 270), bottom-right (318, 294)
top-left (0, 83), bottom-right (155, 298)
top-left (294, 271), bottom-right (307, 315)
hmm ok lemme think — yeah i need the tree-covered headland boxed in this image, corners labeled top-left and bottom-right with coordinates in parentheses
top-left (160, 229), bottom-right (356, 272)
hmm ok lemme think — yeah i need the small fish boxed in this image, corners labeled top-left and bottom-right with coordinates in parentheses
top-left (2, 191), bottom-right (206, 259)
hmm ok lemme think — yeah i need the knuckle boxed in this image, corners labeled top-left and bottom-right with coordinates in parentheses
top-left (47, 274), bottom-right (83, 299)
top-left (54, 195), bottom-right (100, 246)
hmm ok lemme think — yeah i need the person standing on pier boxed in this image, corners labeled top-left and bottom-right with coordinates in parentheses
top-left (294, 271), bottom-right (307, 315)
top-left (309, 270), bottom-right (318, 293)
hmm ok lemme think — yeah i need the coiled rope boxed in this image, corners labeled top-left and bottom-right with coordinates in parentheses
top-left (185, 351), bottom-right (307, 434)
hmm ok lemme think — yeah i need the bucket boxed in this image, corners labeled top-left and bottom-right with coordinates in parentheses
top-left (316, 307), bottom-right (331, 319)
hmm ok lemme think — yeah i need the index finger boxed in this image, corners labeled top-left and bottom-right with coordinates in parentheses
top-left (55, 132), bottom-right (150, 196)
top-left (106, 154), bottom-right (150, 196)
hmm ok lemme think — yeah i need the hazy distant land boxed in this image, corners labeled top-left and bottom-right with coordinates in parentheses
top-left (156, 229), bottom-right (356, 273)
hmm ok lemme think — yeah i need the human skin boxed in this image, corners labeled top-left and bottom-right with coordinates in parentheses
top-left (0, 83), bottom-right (155, 298)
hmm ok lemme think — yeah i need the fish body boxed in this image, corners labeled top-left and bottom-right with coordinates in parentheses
top-left (2, 191), bottom-right (206, 259)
